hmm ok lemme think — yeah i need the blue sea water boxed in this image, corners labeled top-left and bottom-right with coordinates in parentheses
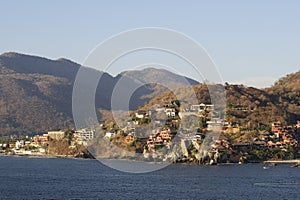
top-left (0, 156), bottom-right (299, 200)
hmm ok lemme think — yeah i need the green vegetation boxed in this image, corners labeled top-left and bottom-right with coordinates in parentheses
top-left (247, 149), bottom-right (292, 161)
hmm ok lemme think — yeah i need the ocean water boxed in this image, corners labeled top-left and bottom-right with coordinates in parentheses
top-left (0, 156), bottom-right (299, 200)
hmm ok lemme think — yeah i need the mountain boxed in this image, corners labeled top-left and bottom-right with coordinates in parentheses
top-left (265, 71), bottom-right (300, 117)
top-left (1, 52), bottom-right (299, 136)
top-left (143, 80), bottom-right (300, 130)
top-left (116, 67), bottom-right (200, 109)
top-left (225, 84), bottom-right (294, 127)
top-left (120, 67), bottom-right (199, 86)
top-left (0, 53), bottom-right (77, 135)
top-left (0, 52), bottom-right (199, 135)
top-left (0, 52), bottom-right (80, 79)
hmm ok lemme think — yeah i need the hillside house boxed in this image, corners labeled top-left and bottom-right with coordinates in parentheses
top-left (105, 131), bottom-right (116, 138)
top-left (135, 110), bottom-right (150, 119)
top-left (76, 129), bottom-right (95, 140)
top-left (296, 121), bottom-right (300, 132)
top-left (271, 122), bottom-right (282, 133)
top-left (190, 103), bottom-right (214, 112)
top-left (160, 129), bottom-right (172, 142)
top-left (48, 131), bottom-right (65, 140)
top-left (125, 133), bottom-right (135, 143)
top-left (33, 134), bottom-right (49, 145)
top-left (165, 108), bottom-right (176, 117)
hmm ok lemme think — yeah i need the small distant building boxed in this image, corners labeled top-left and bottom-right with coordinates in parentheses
top-left (271, 122), bottom-right (282, 133)
top-left (135, 110), bottom-right (146, 119)
top-left (192, 135), bottom-right (199, 142)
top-left (192, 133), bottom-right (205, 142)
top-left (48, 131), bottom-right (65, 140)
top-left (15, 140), bottom-right (24, 150)
top-left (165, 108), bottom-right (176, 117)
top-left (33, 134), bottom-right (49, 144)
top-left (105, 131), bottom-right (116, 138)
top-left (296, 121), bottom-right (300, 131)
top-left (125, 133), bottom-right (135, 143)
top-left (39, 148), bottom-right (46, 153)
top-left (160, 129), bottom-right (172, 142)
top-left (135, 110), bottom-right (150, 119)
top-left (75, 129), bottom-right (95, 140)
top-left (207, 118), bottom-right (224, 131)
top-left (190, 103), bottom-right (214, 112)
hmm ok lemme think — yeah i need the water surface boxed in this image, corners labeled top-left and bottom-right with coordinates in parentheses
top-left (0, 156), bottom-right (299, 199)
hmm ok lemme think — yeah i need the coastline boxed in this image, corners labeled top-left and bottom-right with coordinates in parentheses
top-left (0, 152), bottom-right (94, 160)
top-left (2, 152), bottom-right (299, 168)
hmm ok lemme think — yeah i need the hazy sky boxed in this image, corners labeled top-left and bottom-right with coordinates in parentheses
top-left (1, 0), bottom-right (300, 88)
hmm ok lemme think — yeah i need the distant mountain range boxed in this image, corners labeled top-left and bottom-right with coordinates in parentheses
top-left (0, 52), bottom-right (299, 136)
top-left (0, 52), bottom-right (199, 135)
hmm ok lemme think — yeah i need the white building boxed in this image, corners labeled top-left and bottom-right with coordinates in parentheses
top-left (190, 103), bottom-right (214, 112)
top-left (165, 108), bottom-right (176, 117)
top-left (105, 131), bottom-right (116, 138)
top-left (15, 140), bottom-right (24, 150)
top-left (207, 118), bottom-right (224, 131)
top-left (75, 129), bottom-right (95, 141)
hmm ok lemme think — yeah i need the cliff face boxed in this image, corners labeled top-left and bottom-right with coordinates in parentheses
top-left (48, 139), bottom-right (94, 158)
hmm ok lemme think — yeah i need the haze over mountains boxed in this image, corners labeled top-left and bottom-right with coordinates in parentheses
top-left (0, 52), bottom-right (200, 135)
top-left (0, 52), bottom-right (299, 136)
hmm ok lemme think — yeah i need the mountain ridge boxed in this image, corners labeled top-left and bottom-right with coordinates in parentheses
top-left (0, 52), bottom-right (299, 136)
top-left (0, 52), bottom-right (200, 135)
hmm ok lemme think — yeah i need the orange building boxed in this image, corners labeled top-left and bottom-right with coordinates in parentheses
top-left (271, 122), bottom-right (282, 133)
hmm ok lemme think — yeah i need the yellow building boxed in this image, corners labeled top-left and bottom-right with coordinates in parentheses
top-left (48, 131), bottom-right (65, 140)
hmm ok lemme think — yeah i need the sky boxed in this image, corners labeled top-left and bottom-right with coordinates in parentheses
top-left (1, 0), bottom-right (300, 88)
